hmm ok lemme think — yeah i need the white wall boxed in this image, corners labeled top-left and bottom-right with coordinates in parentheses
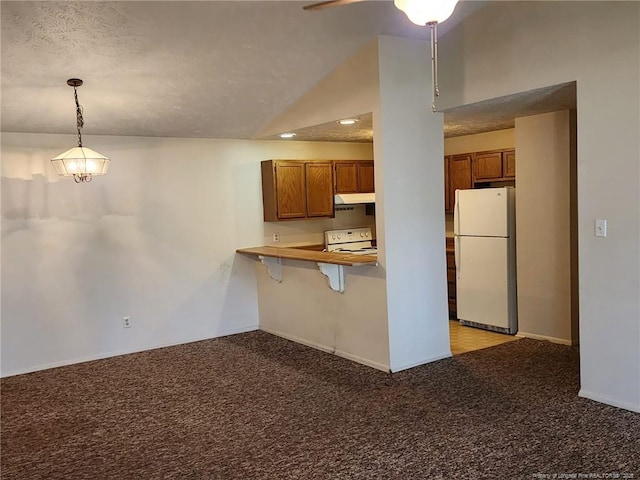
top-left (440, 1), bottom-right (640, 411)
top-left (515, 111), bottom-right (574, 345)
top-left (0, 132), bottom-right (373, 376)
top-left (376, 36), bottom-right (451, 371)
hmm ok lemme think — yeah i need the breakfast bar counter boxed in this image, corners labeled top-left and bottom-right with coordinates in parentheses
top-left (236, 246), bottom-right (377, 266)
top-left (236, 245), bottom-right (377, 294)
top-left (236, 243), bottom-right (388, 372)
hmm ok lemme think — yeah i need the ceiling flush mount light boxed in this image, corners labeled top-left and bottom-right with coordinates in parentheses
top-left (337, 118), bottom-right (359, 126)
top-left (51, 78), bottom-right (109, 183)
top-left (279, 132), bottom-right (297, 139)
top-left (394, 0), bottom-right (460, 112)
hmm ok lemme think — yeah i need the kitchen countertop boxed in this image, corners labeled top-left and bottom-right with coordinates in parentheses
top-left (236, 246), bottom-right (377, 266)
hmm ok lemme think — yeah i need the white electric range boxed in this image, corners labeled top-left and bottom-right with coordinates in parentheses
top-left (325, 227), bottom-right (377, 256)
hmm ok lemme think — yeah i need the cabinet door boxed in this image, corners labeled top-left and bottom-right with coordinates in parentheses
top-left (449, 154), bottom-right (473, 209)
top-left (275, 162), bottom-right (307, 219)
top-left (306, 162), bottom-right (334, 217)
top-left (504, 150), bottom-right (516, 178)
top-left (334, 162), bottom-right (358, 193)
top-left (357, 162), bottom-right (375, 193)
top-left (474, 151), bottom-right (503, 182)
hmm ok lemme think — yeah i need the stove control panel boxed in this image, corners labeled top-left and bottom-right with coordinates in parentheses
top-left (325, 227), bottom-right (373, 248)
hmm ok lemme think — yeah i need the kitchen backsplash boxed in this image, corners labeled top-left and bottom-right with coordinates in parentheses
top-left (262, 205), bottom-right (376, 247)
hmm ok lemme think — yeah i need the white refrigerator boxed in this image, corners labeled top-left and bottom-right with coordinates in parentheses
top-left (454, 186), bottom-right (517, 334)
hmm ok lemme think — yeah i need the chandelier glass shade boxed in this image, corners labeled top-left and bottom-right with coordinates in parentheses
top-left (393, 0), bottom-right (460, 111)
top-left (51, 146), bottom-right (110, 179)
top-left (52, 78), bottom-right (109, 183)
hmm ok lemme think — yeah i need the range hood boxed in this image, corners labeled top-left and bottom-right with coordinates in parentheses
top-left (334, 193), bottom-right (375, 205)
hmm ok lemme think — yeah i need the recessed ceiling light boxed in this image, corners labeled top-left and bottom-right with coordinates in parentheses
top-left (279, 132), bottom-right (296, 139)
top-left (337, 118), bottom-right (359, 126)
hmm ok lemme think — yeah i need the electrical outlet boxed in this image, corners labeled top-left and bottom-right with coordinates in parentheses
top-left (122, 316), bottom-right (131, 328)
top-left (273, 232), bottom-right (280, 242)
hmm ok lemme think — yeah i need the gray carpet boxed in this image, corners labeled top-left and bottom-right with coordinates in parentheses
top-left (1, 331), bottom-right (639, 479)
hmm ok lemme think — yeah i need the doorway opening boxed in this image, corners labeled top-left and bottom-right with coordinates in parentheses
top-left (442, 81), bottom-right (579, 356)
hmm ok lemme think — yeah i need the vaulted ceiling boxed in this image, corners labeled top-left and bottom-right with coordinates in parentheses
top-left (1, 1), bottom-right (574, 143)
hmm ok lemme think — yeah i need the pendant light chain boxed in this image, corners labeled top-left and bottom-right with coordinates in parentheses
top-left (51, 78), bottom-right (109, 183)
top-left (73, 85), bottom-right (84, 147)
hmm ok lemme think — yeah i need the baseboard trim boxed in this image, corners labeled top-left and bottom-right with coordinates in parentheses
top-left (1, 324), bottom-right (259, 378)
top-left (516, 331), bottom-right (574, 346)
top-left (579, 389), bottom-right (640, 413)
top-left (259, 327), bottom-right (390, 372)
top-left (390, 352), bottom-right (453, 373)
top-left (333, 349), bottom-right (390, 373)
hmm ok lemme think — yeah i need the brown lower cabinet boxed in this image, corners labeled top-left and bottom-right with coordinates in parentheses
top-left (446, 237), bottom-right (457, 319)
top-left (261, 160), bottom-right (334, 222)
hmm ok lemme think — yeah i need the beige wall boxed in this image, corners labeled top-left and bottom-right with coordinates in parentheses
top-left (515, 111), bottom-right (574, 344)
top-left (257, 261), bottom-right (389, 371)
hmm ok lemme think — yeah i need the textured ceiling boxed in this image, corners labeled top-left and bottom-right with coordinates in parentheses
top-left (261, 112), bottom-right (374, 142)
top-left (1, 0), bottom-right (479, 140)
top-left (1, 1), bottom-right (574, 143)
top-left (443, 82), bottom-right (577, 138)
top-left (259, 82), bottom-right (577, 142)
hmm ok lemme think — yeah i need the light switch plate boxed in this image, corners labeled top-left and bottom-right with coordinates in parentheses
top-left (595, 219), bottom-right (607, 237)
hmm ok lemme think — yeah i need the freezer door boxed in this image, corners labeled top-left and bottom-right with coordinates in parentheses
top-left (454, 187), bottom-right (511, 237)
top-left (456, 236), bottom-right (516, 331)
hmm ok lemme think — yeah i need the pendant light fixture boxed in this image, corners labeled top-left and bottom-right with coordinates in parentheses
top-left (51, 79), bottom-right (109, 183)
top-left (393, 0), bottom-right (460, 112)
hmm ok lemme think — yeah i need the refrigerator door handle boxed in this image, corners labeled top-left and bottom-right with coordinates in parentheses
top-left (455, 235), bottom-right (460, 279)
top-left (453, 190), bottom-right (459, 235)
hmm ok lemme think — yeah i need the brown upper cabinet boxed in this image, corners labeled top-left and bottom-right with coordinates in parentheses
top-left (473, 149), bottom-right (516, 183)
top-left (445, 154), bottom-right (473, 213)
top-left (503, 149), bottom-right (516, 178)
top-left (444, 149), bottom-right (515, 213)
top-left (306, 162), bottom-right (335, 217)
top-left (261, 160), bottom-right (335, 222)
top-left (334, 160), bottom-right (375, 194)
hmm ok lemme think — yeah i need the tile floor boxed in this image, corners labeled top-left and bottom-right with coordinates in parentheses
top-left (449, 320), bottom-right (520, 355)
